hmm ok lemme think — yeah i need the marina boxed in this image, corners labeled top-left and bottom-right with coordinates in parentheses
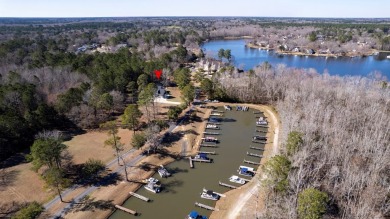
top-left (110, 106), bottom-right (267, 219)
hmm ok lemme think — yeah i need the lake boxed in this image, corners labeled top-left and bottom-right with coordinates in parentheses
top-left (201, 39), bottom-right (390, 79)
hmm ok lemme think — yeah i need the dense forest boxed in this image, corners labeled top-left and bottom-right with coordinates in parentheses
top-left (0, 17), bottom-right (389, 218)
top-left (216, 65), bottom-right (390, 218)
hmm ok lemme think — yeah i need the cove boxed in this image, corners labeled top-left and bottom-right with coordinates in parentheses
top-left (201, 39), bottom-right (390, 79)
top-left (109, 107), bottom-right (267, 218)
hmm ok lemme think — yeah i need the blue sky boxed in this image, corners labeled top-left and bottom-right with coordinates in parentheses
top-left (0, 0), bottom-right (389, 18)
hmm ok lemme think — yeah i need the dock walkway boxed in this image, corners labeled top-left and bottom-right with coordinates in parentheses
top-left (195, 202), bottom-right (219, 211)
top-left (129, 192), bottom-right (150, 202)
top-left (115, 205), bottom-right (137, 215)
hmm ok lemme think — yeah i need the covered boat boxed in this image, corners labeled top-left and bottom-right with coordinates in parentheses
top-left (238, 166), bottom-right (255, 177)
top-left (187, 211), bottom-right (207, 219)
top-left (200, 189), bottom-right (220, 200)
top-left (194, 153), bottom-right (212, 162)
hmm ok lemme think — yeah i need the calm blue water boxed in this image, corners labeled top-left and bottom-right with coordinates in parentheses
top-left (202, 39), bottom-right (390, 79)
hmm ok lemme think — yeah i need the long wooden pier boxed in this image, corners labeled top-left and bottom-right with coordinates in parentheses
top-left (252, 140), bottom-right (267, 144)
top-left (203, 132), bottom-right (220, 135)
top-left (255, 130), bottom-right (267, 133)
top-left (129, 192), bottom-right (150, 202)
top-left (250, 146), bottom-right (264, 151)
top-left (256, 125), bottom-right (269, 128)
top-left (189, 157), bottom-right (194, 168)
top-left (244, 159), bottom-right (260, 165)
top-left (207, 122), bottom-right (222, 125)
top-left (218, 181), bottom-right (237, 189)
top-left (247, 152), bottom-right (263, 158)
top-left (198, 151), bottom-right (216, 155)
top-left (115, 205), bottom-right (137, 215)
top-left (192, 158), bottom-right (212, 163)
top-left (195, 202), bottom-right (219, 211)
top-left (200, 144), bottom-right (218, 148)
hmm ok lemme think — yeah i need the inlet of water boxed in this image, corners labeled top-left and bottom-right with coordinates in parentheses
top-left (110, 107), bottom-right (267, 219)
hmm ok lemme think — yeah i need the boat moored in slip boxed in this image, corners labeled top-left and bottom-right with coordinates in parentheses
top-left (187, 211), bottom-right (208, 219)
top-left (224, 105), bottom-right (232, 111)
top-left (200, 188), bottom-right (220, 200)
top-left (202, 136), bottom-right (219, 143)
top-left (238, 166), bottom-right (256, 177)
top-left (387, 55), bottom-right (390, 59)
top-left (157, 165), bottom-right (171, 178)
top-left (206, 124), bottom-right (220, 130)
top-left (229, 175), bottom-right (246, 184)
top-left (256, 116), bottom-right (268, 125)
top-left (143, 177), bottom-right (162, 193)
top-left (193, 153), bottom-right (213, 162)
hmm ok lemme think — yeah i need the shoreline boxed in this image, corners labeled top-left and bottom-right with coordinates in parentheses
top-left (59, 103), bottom-right (275, 219)
top-left (246, 42), bottom-right (377, 58)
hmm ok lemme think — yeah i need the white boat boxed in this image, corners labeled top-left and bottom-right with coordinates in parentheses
top-left (238, 166), bottom-right (255, 177)
top-left (157, 165), bottom-right (171, 178)
top-left (200, 189), bottom-right (220, 200)
top-left (229, 175), bottom-right (246, 184)
top-left (256, 117), bottom-right (268, 125)
top-left (224, 105), bottom-right (232, 111)
top-left (143, 177), bottom-right (162, 193)
top-left (210, 112), bottom-right (223, 116)
top-left (203, 136), bottom-right (218, 143)
top-left (206, 124), bottom-right (219, 129)
top-left (387, 55), bottom-right (390, 59)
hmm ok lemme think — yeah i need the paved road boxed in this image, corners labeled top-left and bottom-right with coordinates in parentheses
top-left (47, 106), bottom-right (193, 218)
top-left (44, 148), bottom-right (137, 210)
top-left (52, 154), bottom-right (145, 218)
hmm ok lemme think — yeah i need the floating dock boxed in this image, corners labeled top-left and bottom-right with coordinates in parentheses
top-left (129, 192), bottom-right (150, 202)
top-left (252, 140), bottom-right (267, 144)
top-left (212, 110), bottom-right (224, 113)
top-left (198, 151), bottom-right (216, 155)
top-left (207, 122), bottom-right (222, 125)
top-left (244, 159), bottom-right (260, 165)
top-left (256, 125), bottom-right (269, 128)
top-left (192, 158), bottom-right (212, 163)
top-left (249, 146), bottom-right (264, 151)
top-left (247, 152), bottom-right (263, 158)
top-left (218, 181), bottom-right (237, 189)
top-left (200, 144), bottom-right (218, 148)
top-left (115, 205), bottom-right (137, 215)
top-left (203, 132), bottom-right (220, 135)
top-left (253, 111), bottom-right (261, 114)
top-left (205, 126), bottom-right (220, 130)
top-left (189, 157), bottom-right (194, 168)
top-left (255, 130), bottom-right (267, 133)
top-left (195, 202), bottom-right (219, 211)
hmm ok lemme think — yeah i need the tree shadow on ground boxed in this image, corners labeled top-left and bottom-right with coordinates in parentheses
top-left (0, 153), bottom-right (28, 169)
top-left (71, 197), bottom-right (115, 213)
top-left (0, 201), bottom-right (23, 218)
top-left (155, 148), bottom-right (182, 160)
top-left (161, 132), bottom-right (184, 147)
top-left (66, 164), bottom-right (121, 187)
top-left (138, 162), bottom-right (158, 172)
top-left (0, 169), bottom-right (19, 190)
